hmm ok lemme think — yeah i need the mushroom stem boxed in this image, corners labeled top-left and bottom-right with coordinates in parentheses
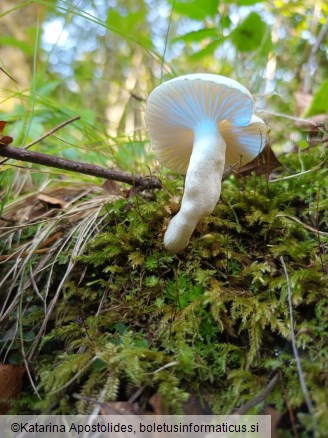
top-left (164, 119), bottom-right (226, 253)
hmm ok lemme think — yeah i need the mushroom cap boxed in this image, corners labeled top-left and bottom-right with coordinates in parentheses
top-left (145, 74), bottom-right (267, 174)
top-left (219, 114), bottom-right (267, 168)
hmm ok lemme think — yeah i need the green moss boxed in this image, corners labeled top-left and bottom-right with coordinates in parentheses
top-left (2, 147), bottom-right (328, 436)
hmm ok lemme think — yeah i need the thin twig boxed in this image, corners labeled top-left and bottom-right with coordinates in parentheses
top-left (233, 373), bottom-right (279, 414)
top-left (49, 357), bottom-right (97, 396)
top-left (0, 66), bottom-right (18, 83)
top-left (24, 116), bottom-right (81, 149)
top-left (19, 292), bottom-right (41, 400)
top-left (280, 256), bottom-right (316, 432)
top-left (0, 116), bottom-right (81, 165)
top-left (270, 161), bottom-right (326, 183)
top-left (279, 369), bottom-right (300, 438)
top-left (276, 214), bottom-right (328, 237)
top-left (128, 385), bottom-right (146, 403)
top-left (257, 110), bottom-right (320, 126)
top-left (0, 144), bottom-right (162, 189)
top-left (153, 361), bottom-right (179, 374)
top-left (269, 162), bottom-right (325, 183)
top-left (72, 392), bottom-right (109, 408)
top-left (130, 93), bottom-right (146, 102)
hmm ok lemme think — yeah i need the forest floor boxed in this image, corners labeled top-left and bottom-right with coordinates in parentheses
top-left (0, 143), bottom-right (327, 438)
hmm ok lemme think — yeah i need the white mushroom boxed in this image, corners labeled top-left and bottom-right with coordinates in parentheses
top-left (145, 74), bottom-right (267, 253)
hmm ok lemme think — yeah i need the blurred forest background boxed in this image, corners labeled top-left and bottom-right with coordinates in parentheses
top-left (0, 0), bottom-right (327, 434)
top-left (0, 0), bottom-right (327, 187)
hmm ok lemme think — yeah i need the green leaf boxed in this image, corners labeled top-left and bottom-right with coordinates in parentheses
top-left (0, 36), bottom-right (34, 55)
top-left (305, 80), bottom-right (328, 117)
top-left (190, 39), bottom-right (224, 61)
top-left (237, 0), bottom-right (263, 5)
top-left (231, 12), bottom-right (270, 52)
top-left (172, 28), bottom-right (218, 44)
top-left (171, 0), bottom-right (219, 21)
top-left (107, 9), bottom-right (152, 49)
top-left (221, 15), bottom-right (232, 29)
top-left (37, 80), bottom-right (62, 97)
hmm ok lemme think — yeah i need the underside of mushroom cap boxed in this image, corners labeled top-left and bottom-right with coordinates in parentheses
top-left (219, 114), bottom-right (267, 169)
top-left (145, 74), bottom-right (255, 174)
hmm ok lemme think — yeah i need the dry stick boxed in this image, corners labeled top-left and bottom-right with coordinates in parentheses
top-left (0, 116), bottom-right (81, 165)
top-left (234, 373), bottom-right (279, 415)
top-left (49, 357), bottom-right (97, 396)
top-left (72, 393), bottom-right (110, 408)
top-left (279, 369), bottom-right (300, 438)
top-left (280, 256), bottom-right (316, 434)
top-left (25, 116), bottom-right (81, 149)
top-left (269, 162), bottom-right (325, 183)
top-left (0, 144), bottom-right (162, 189)
top-left (0, 66), bottom-right (18, 84)
top-left (276, 213), bottom-right (328, 237)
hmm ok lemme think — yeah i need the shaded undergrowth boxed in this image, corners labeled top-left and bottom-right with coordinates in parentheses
top-left (0, 146), bottom-right (327, 437)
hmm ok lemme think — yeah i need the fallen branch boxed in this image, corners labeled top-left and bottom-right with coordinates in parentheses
top-left (0, 144), bottom-right (162, 189)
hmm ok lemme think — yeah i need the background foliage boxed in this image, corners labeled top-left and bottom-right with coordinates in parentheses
top-left (0, 0), bottom-right (327, 437)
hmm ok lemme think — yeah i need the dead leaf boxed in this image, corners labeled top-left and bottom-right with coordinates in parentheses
top-left (102, 179), bottom-right (121, 195)
top-left (235, 143), bottom-right (282, 177)
top-left (0, 121), bottom-right (13, 146)
top-left (39, 231), bottom-right (64, 248)
top-left (0, 230), bottom-right (66, 261)
top-left (37, 193), bottom-right (67, 209)
top-left (263, 406), bottom-right (282, 438)
top-left (165, 196), bottom-right (180, 215)
top-left (148, 393), bottom-right (167, 415)
top-left (0, 364), bottom-right (25, 414)
top-left (183, 394), bottom-right (212, 415)
top-left (0, 248), bottom-right (49, 262)
top-left (0, 184), bottom-right (104, 225)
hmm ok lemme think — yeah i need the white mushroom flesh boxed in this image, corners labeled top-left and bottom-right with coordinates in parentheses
top-left (164, 119), bottom-right (226, 253)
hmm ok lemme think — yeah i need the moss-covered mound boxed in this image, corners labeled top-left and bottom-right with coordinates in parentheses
top-left (2, 147), bottom-right (327, 436)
